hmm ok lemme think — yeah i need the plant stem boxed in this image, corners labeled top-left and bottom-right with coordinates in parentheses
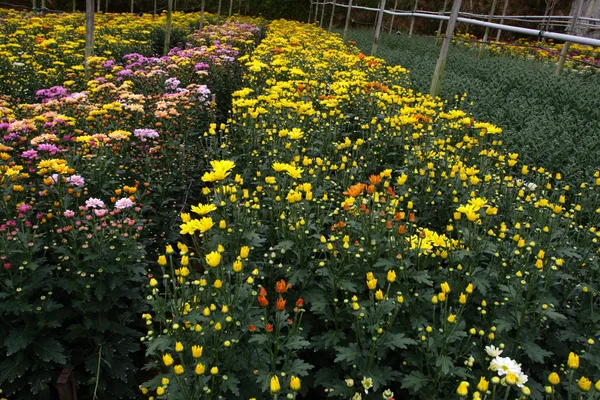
top-left (93, 344), bottom-right (102, 400)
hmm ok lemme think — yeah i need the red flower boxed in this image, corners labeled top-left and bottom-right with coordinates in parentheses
top-left (259, 287), bottom-right (267, 296)
top-left (249, 324), bottom-right (256, 332)
top-left (276, 298), bottom-right (286, 311)
top-left (265, 323), bottom-right (273, 332)
top-left (409, 213), bottom-right (416, 222)
top-left (398, 225), bottom-right (406, 235)
top-left (295, 298), bottom-right (304, 307)
top-left (275, 279), bottom-right (291, 294)
top-left (257, 295), bottom-right (268, 307)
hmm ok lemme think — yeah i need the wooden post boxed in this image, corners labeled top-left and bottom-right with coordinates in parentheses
top-left (308, 0), bottom-right (313, 23)
top-left (96, 0), bottom-right (100, 13)
top-left (238, 0), bottom-right (242, 14)
top-left (164, 0), bottom-right (173, 56)
top-left (371, 0), bottom-right (386, 56)
top-left (130, 0), bottom-right (133, 13)
top-left (430, 0), bottom-right (461, 97)
top-left (554, 0), bottom-right (584, 76)
top-left (320, 0), bottom-right (326, 27)
top-left (72, 0), bottom-right (76, 12)
top-left (388, 0), bottom-right (398, 33)
top-left (436, 0), bottom-right (448, 38)
top-left (200, 0), bottom-right (206, 30)
top-left (174, 0), bottom-right (177, 10)
top-left (314, 0), bottom-right (319, 23)
top-left (409, 0), bottom-right (418, 36)
top-left (328, 0), bottom-right (337, 31)
top-left (85, 0), bottom-right (94, 81)
top-left (229, 0), bottom-right (234, 17)
top-left (495, 0), bottom-right (509, 41)
top-left (153, 0), bottom-right (157, 17)
top-left (478, 0), bottom-right (498, 58)
top-left (217, 0), bottom-right (223, 24)
top-left (41, 0), bottom-right (45, 9)
top-left (105, 0), bottom-right (108, 13)
top-left (56, 368), bottom-right (77, 400)
top-left (343, 0), bottom-right (353, 39)
top-left (32, 0), bottom-right (37, 9)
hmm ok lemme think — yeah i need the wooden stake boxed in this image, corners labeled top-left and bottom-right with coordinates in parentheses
top-left (554, 0), bottom-right (584, 76)
top-left (371, 0), bottom-right (386, 56)
top-left (308, 0), bottom-right (313, 23)
top-left (41, 0), bottom-right (45, 9)
top-left (85, 0), bottom-right (94, 81)
top-left (388, 0), bottom-right (398, 34)
top-left (436, 0), bottom-right (448, 38)
top-left (478, 0), bottom-right (498, 58)
top-left (495, 0), bottom-right (509, 42)
top-left (217, 0), bottom-right (223, 24)
top-left (320, 0), bottom-right (326, 27)
top-left (314, 0), bottom-right (320, 23)
top-left (33, 0), bottom-right (37, 10)
top-left (164, 0), bottom-right (173, 56)
top-left (343, 0), bottom-right (353, 40)
top-left (409, 0), bottom-right (418, 36)
top-left (229, 0), bottom-right (234, 17)
top-left (72, 0), bottom-right (76, 12)
top-left (328, 0), bottom-right (337, 31)
top-left (130, 0), bottom-right (133, 13)
top-left (430, 0), bottom-right (462, 97)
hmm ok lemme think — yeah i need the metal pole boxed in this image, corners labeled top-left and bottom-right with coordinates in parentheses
top-left (478, 0), bottom-right (498, 57)
top-left (85, 0), bottom-right (94, 81)
top-left (437, 0), bottom-right (449, 37)
top-left (320, 0), bottom-right (326, 27)
top-left (343, 0), bottom-right (353, 40)
top-left (328, 0), bottom-right (337, 31)
top-left (495, 0), bottom-right (509, 42)
top-left (388, 0), bottom-right (399, 33)
top-left (200, 0), bottom-right (205, 29)
top-left (409, 0), bottom-right (418, 36)
top-left (164, 0), bottom-right (173, 56)
top-left (554, 0), bottom-right (584, 76)
top-left (430, 0), bottom-right (462, 97)
top-left (371, 0), bottom-right (387, 56)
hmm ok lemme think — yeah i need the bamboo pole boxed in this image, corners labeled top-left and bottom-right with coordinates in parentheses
top-left (409, 0), bottom-right (418, 36)
top-left (478, 0), bottom-right (498, 57)
top-left (164, 0), bottom-right (173, 56)
top-left (430, 0), bottom-right (462, 97)
top-left (436, 0), bottom-right (449, 38)
top-left (495, 0), bottom-right (509, 41)
top-left (388, 0), bottom-right (399, 33)
top-left (85, 0), bottom-right (94, 81)
top-left (320, 0), bottom-right (326, 27)
top-left (371, 0), bottom-right (386, 56)
top-left (328, 0), bottom-right (337, 31)
top-left (343, 0), bottom-right (353, 39)
top-left (200, 0), bottom-right (206, 30)
top-left (554, 0), bottom-right (584, 76)
top-left (217, 0), bottom-right (223, 24)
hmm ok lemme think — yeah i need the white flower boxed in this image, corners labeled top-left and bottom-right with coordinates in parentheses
top-left (115, 198), bottom-right (134, 209)
top-left (485, 345), bottom-right (503, 357)
top-left (489, 356), bottom-right (521, 376)
top-left (361, 377), bottom-right (373, 394)
top-left (515, 372), bottom-right (528, 388)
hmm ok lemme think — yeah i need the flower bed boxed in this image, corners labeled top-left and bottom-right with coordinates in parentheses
top-left (142, 20), bottom-right (600, 400)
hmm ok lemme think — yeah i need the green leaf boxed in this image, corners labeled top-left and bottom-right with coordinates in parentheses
top-left (286, 358), bottom-right (313, 377)
top-left (545, 309), bottom-right (567, 323)
top-left (145, 335), bottom-right (171, 357)
top-left (380, 333), bottom-right (417, 350)
top-left (0, 354), bottom-right (28, 385)
top-left (283, 336), bottom-right (310, 351)
top-left (34, 337), bottom-right (66, 364)
top-left (221, 375), bottom-right (240, 396)
top-left (521, 341), bottom-right (553, 364)
top-left (249, 334), bottom-right (269, 346)
top-left (373, 258), bottom-right (396, 270)
top-left (334, 344), bottom-right (360, 364)
top-left (410, 271), bottom-right (432, 286)
top-left (401, 370), bottom-right (431, 392)
top-left (5, 327), bottom-right (35, 355)
top-left (435, 355), bottom-right (452, 376)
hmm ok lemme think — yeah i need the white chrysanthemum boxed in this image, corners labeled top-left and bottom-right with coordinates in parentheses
top-left (515, 372), bottom-right (529, 388)
top-left (489, 356), bottom-right (521, 376)
top-left (485, 345), bottom-right (503, 357)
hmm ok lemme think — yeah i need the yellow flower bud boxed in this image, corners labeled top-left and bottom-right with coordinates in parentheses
top-left (195, 363), bottom-right (205, 375)
top-left (290, 376), bottom-right (301, 392)
top-left (270, 376), bottom-right (281, 394)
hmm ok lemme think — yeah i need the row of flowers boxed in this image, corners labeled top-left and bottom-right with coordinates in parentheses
top-left (0, 15), bottom-right (262, 400)
top-left (141, 20), bottom-right (600, 399)
top-left (454, 32), bottom-right (600, 73)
